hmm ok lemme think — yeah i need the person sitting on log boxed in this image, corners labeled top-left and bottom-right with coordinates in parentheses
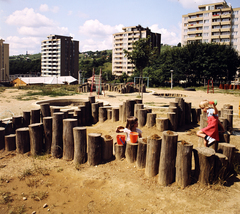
top-left (116, 116), bottom-right (142, 142)
top-left (197, 100), bottom-right (225, 147)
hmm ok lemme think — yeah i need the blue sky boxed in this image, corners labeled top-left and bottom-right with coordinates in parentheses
top-left (0, 0), bottom-right (239, 55)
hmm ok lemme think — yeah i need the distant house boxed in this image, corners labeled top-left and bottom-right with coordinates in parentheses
top-left (11, 76), bottom-right (77, 86)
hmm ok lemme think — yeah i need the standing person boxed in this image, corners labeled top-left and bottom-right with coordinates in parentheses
top-left (197, 100), bottom-right (225, 147)
top-left (116, 116), bottom-right (142, 142)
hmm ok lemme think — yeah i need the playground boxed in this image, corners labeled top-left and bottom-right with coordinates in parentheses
top-left (0, 87), bottom-right (240, 213)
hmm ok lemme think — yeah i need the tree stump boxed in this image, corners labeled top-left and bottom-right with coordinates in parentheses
top-left (74, 109), bottom-right (82, 126)
top-left (12, 116), bottom-right (23, 131)
top-left (88, 133), bottom-right (102, 166)
top-left (214, 153), bottom-right (228, 181)
top-left (102, 135), bottom-right (113, 161)
top-left (136, 138), bottom-right (147, 169)
top-left (156, 118), bottom-right (169, 132)
top-left (112, 108), bottom-right (119, 122)
top-left (167, 112), bottom-right (177, 131)
top-left (83, 101), bottom-right (91, 125)
top-left (134, 104), bottom-right (144, 118)
top-left (40, 103), bottom-right (51, 119)
top-left (138, 109), bottom-right (147, 127)
top-left (73, 127), bottom-right (87, 165)
top-left (51, 107), bottom-right (60, 116)
top-left (0, 127), bottom-right (5, 150)
top-left (16, 127), bottom-right (30, 154)
top-left (51, 112), bottom-right (64, 158)
top-left (43, 117), bottom-right (52, 154)
top-left (125, 141), bottom-right (138, 163)
top-left (31, 109), bottom-right (41, 124)
top-left (78, 105), bottom-right (86, 125)
top-left (29, 123), bottom-right (43, 156)
top-left (3, 121), bottom-right (13, 135)
top-left (185, 102), bottom-right (192, 124)
top-left (218, 143), bottom-right (235, 167)
top-left (176, 141), bottom-right (193, 188)
top-left (107, 109), bottom-right (112, 120)
top-left (115, 143), bottom-right (126, 160)
top-left (91, 103), bottom-right (99, 124)
top-left (88, 96), bottom-right (95, 104)
top-left (5, 134), bottom-right (16, 151)
top-left (99, 107), bottom-right (107, 122)
top-left (146, 113), bottom-right (156, 128)
top-left (63, 118), bottom-right (78, 160)
top-left (158, 131), bottom-right (178, 186)
top-left (126, 100), bottom-right (135, 118)
top-left (175, 97), bottom-right (185, 127)
top-left (193, 147), bottom-right (215, 185)
top-left (145, 135), bottom-right (162, 177)
top-left (23, 111), bottom-right (30, 127)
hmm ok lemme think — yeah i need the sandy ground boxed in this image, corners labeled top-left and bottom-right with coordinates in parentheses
top-left (0, 87), bottom-right (240, 214)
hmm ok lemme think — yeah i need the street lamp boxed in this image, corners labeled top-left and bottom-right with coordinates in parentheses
top-left (170, 70), bottom-right (173, 89)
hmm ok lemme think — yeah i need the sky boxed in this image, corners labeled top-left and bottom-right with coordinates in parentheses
top-left (0, 0), bottom-right (239, 56)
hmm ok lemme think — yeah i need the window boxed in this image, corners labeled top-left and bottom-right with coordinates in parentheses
top-left (203, 33), bottom-right (209, 37)
top-left (203, 39), bottom-right (208, 43)
top-left (232, 31), bottom-right (238, 36)
top-left (204, 19), bottom-right (209, 23)
top-left (204, 13), bottom-right (209, 17)
top-left (233, 10), bottom-right (239, 15)
top-left (204, 26), bottom-right (209, 30)
top-left (232, 25), bottom-right (238, 29)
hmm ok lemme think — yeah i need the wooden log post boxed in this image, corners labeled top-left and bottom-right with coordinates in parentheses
top-left (107, 109), bottom-right (112, 120)
top-left (218, 143), bottom-right (235, 168)
top-left (102, 135), bottom-right (113, 161)
top-left (83, 100), bottom-right (91, 125)
top-left (43, 117), bottom-right (52, 154)
top-left (51, 112), bottom-right (64, 158)
top-left (31, 109), bottom-right (41, 124)
top-left (99, 107), bottom-right (107, 123)
top-left (136, 138), bottom-right (147, 169)
top-left (16, 127), bottom-right (30, 154)
top-left (23, 111), bottom-right (30, 127)
top-left (125, 141), bottom-right (138, 163)
top-left (145, 135), bottom-right (162, 177)
top-left (167, 112), bottom-right (177, 131)
top-left (63, 118), bottom-right (78, 161)
top-left (74, 109), bottom-right (82, 126)
top-left (3, 121), bottom-right (14, 135)
top-left (191, 108), bottom-right (198, 124)
top-left (88, 96), bottom-right (95, 104)
top-left (138, 109), bottom-right (147, 127)
top-left (50, 107), bottom-right (60, 116)
top-left (88, 133), bottom-right (102, 166)
top-left (12, 116), bottom-right (23, 131)
top-left (214, 153), bottom-right (228, 181)
top-left (5, 134), bottom-right (16, 151)
top-left (29, 123), bottom-right (43, 156)
top-left (91, 103), bottom-right (99, 124)
top-left (78, 105), bottom-right (86, 125)
top-left (126, 100), bottom-right (136, 118)
top-left (176, 141), bottom-right (193, 188)
top-left (40, 103), bottom-right (51, 120)
top-left (175, 97), bottom-right (185, 127)
top-left (0, 127), bottom-right (5, 150)
top-left (156, 118), bottom-right (169, 132)
top-left (112, 108), bottom-right (119, 122)
top-left (73, 127), bottom-right (87, 165)
top-left (122, 102), bottom-right (126, 122)
top-left (146, 113), bottom-right (156, 128)
top-left (185, 102), bottom-right (192, 125)
top-left (195, 108), bottom-right (201, 123)
top-left (158, 131), bottom-right (178, 186)
top-left (193, 147), bottom-right (215, 185)
top-left (115, 142), bottom-right (126, 160)
top-left (134, 104), bottom-right (144, 118)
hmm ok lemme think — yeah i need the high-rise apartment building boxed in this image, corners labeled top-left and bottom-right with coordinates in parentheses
top-left (112, 25), bottom-right (161, 76)
top-left (41, 35), bottom-right (79, 78)
top-left (181, 1), bottom-right (240, 53)
top-left (0, 39), bottom-right (9, 81)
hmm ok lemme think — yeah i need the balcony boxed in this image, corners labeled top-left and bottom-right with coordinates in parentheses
top-left (221, 20), bottom-right (231, 25)
top-left (211, 35), bottom-right (220, 39)
top-left (212, 22), bottom-right (221, 26)
top-left (220, 34), bottom-right (231, 39)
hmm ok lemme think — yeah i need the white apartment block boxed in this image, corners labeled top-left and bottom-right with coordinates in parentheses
top-left (112, 25), bottom-right (161, 76)
top-left (41, 35), bottom-right (79, 79)
top-left (181, 1), bottom-right (240, 54)
top-left (0, 39), bottom-right (9, 81)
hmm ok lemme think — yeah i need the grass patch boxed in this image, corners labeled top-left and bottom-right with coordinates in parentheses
top-left (0, 191), bottom-right (13, 204)
top-left (30, 191), bottom-right (48, 201)
top-left (10, 205), bottom-right (26, 214)
top-left (18, 165), bottom-right (50, 180)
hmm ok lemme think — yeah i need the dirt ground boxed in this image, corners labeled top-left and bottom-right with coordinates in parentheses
top-left (0, 88), bottom-right (240, 214)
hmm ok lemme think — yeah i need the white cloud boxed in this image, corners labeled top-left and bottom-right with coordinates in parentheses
top-left (6, 8), bottom-right (55, 27)
top-left (149, 24), bottom-right (181, 45)
top-left (39, 4), bottom-right (59, 13)
top-left (170, 0), bottom-right (218, 9)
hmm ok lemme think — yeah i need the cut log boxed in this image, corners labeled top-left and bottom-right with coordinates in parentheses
top-left (29, 123), bottom-right (43, 156)
top-left (175, 97), bottom-right (185, 126)
top-left (16, 127), bottom-right (30, 154)
top-left (31, 109), bottom-right (41, 124)
top-left (50, 107), bottom-right (60, 116)
top-left (63, 119), bottom-right (78, 160)
top-left (12, 116), bottom-right (23, 131)
top-left (146, 113), bottom-right (156, 128)
top-left (78, 105), bottom-right (86, 125)
top-left (214, 153), bottom-right (228, 181)
top-left (134, 104), bottom-right (144, 118)
top-left (138, 109), bottom-right (147, 127)
top-left (5, 134), bottom-right (16, 151)
top-left (176, 141), bottom-right (193, 188)
top-left (73, 127), bottom-right (87, 165)
top-left (156, 118), bottom-right (168, 132)
top-left (0, 127), bottom-right (5, 150)
top-left (115, 143), bottom-right (126, 160)
top-left (125, 141), bottom-right (138, 163)
top-left (91, 103), bottom-right (99, 124)
top-left (102, 135), bottom-right (113, 161)
top-left (218, 143), bottom-right (235, 166)
top-left (112, 108), bottom-right (119, 122)
top-left (158, 131), bottom-right (178, 186)
top-left (107, 109), bottom-right (112, 120)
top-left (136, 138), bottom-right (147, 169)
top-left (40, 103), bottom-right (51, 119)
top-left (51, 112), bottom-right (64, 158)
top-left (74, 109), bottom-right (82, 126)
top-left (167, 112), bottom-right (177, 131)
top-left (88, 133), bottom-right (102, 166)
top-left (43, 117), bottom-right (52, 154)
top-left (185, 102), bottom-right (192, 124)
top-left (83, 101), bottom-right (91, 125)
top-left (23, 111), bottom-right (30, 127)
top-left (99, 107), bottom-right (108, 123)
top-left (145, 135), bottom-right (162, 177)
top-left (193, 147), bottom-right (215, 185)
top-left (126, 100), bottom-right (136, 118)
